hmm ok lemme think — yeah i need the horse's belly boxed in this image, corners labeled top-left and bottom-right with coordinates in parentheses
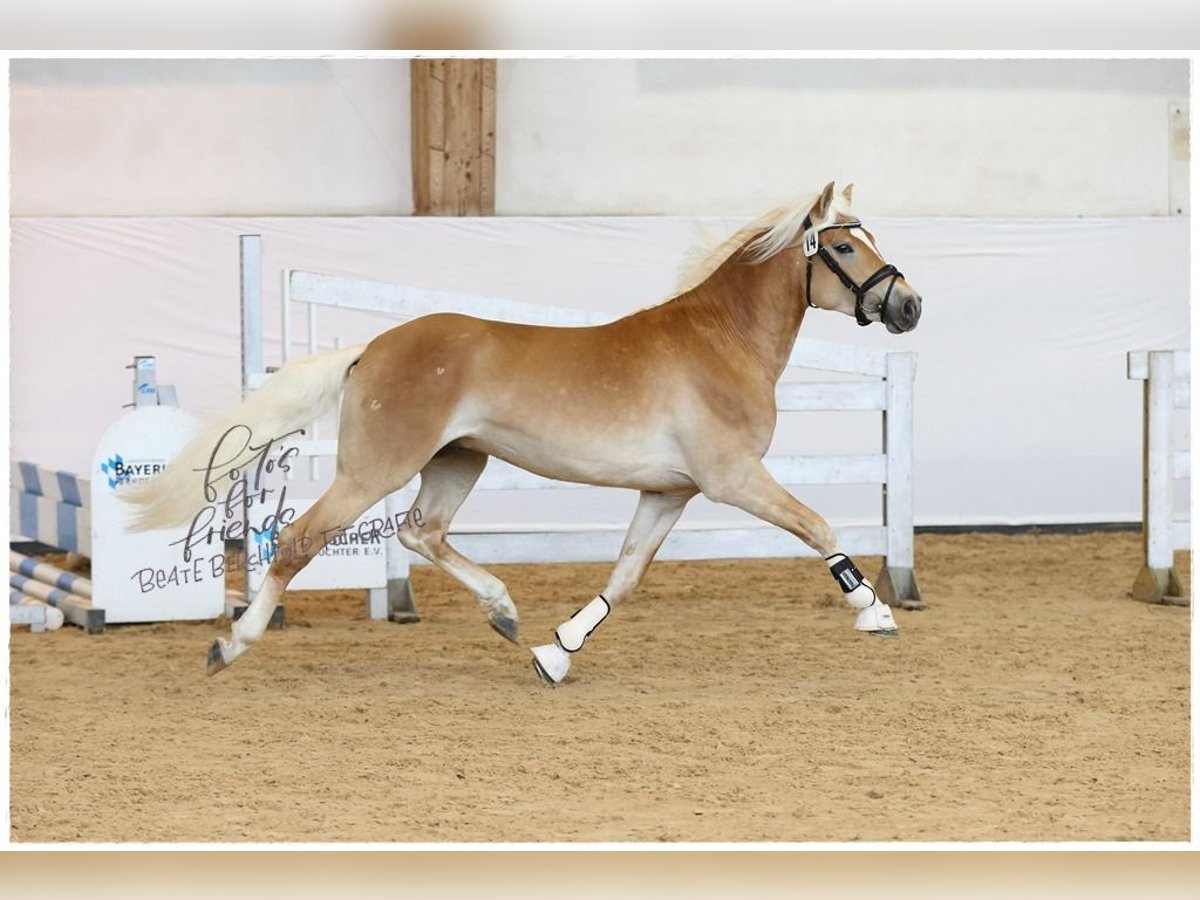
top-left (517, 456), bottom-right (696, 493)
top-left (455, 427), bottom-right (696, 493)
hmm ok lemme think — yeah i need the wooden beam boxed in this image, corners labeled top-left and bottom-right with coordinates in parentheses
top-left (411, 62), bottom-right (429, 214)
top-left (411, 58), bottom-right (495, 216)
top-left (480, 59), bottom-right (496, 215)
top-left (444, 59), bottom-right (482, 215)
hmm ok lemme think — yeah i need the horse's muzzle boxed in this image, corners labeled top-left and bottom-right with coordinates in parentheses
top-left (884, 290), bottom-right (922, 333)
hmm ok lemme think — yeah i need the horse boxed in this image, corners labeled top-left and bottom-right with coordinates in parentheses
top-left (124, 181), bottom-right (923, 684)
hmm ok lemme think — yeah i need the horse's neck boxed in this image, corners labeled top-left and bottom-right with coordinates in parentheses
top-left (668, 249), bottom-right (806, 382)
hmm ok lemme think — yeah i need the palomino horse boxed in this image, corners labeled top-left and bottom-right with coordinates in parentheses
top-left (125, 181), bottom-right (922, 684)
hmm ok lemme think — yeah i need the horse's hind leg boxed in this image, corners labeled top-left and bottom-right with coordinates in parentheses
top-left (397, 447), bottom-right (521, 642)
top-left (207, 474), bottom-right (385, 675)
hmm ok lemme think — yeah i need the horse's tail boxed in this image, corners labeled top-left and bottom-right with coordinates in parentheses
top-left (122, 343), bottom-right (368, 531)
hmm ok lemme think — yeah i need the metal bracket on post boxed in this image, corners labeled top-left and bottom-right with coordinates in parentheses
top-left (379, 487), bottom-right (420, 624)
top-left (1131, 565), bottom-right (1186, 606)
top-left (876, 566), bottom-right (923, 609)
top-left (877, 351), bottom-right (925, 611)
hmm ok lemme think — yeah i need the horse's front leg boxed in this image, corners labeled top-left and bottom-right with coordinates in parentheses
top-left (531, 489), bottom-right (694, 685)
top-left (698, 461), bottom-right (898, 637)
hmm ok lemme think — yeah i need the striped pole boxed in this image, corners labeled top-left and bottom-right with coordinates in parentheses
top-left (9, 573), bottom-right (89, 607)
top-left (10, 551), bottom-right (93, 598)
top-left (9, 590), bottom-right (65, 631)
top-left (8, 573), bottom-right (104, 633)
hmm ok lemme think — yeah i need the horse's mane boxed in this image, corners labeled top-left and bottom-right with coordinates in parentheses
top-left (673, 189), bottom-right (849, 295)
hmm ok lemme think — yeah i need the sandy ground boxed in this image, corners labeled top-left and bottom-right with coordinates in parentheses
top-left (9, 532), bottom-right (1191, 843)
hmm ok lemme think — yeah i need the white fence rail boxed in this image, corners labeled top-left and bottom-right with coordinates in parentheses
top-left (1127, 348), bottom-right (1190, 605)
top-left (241, 235), bottom-right (923, 619)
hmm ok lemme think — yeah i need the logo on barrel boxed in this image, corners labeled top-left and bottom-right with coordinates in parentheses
top-left (100, 453), bottom-right (166, 490)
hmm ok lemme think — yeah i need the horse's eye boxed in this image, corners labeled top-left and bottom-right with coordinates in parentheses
top-left (834, 243), bottom-right (853, 255)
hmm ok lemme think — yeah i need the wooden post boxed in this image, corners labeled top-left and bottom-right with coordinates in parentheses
top-left (412, 58), bottom-right (496, 216)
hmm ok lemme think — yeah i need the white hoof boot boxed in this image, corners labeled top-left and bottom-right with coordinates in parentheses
top-left (855, 602), bottom-right (898, 637)
top-left (531, 643), bottom-right (572, 685)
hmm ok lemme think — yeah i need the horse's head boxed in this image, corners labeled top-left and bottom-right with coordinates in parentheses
top-left (799, 182), bottom-right (922, 334)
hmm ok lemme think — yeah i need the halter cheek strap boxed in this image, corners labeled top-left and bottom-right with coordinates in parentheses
top-left (802, 215), bottom-right (903, 327)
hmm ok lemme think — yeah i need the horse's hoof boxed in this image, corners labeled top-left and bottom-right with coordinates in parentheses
top-left (854, 602), bottom-right (898, 636)
top-left (206, 639), bottom-right (230, 677)
top-left (530, 643), bottom-right (571, 686)
top-left (489, 614), bottom-right (520, 644)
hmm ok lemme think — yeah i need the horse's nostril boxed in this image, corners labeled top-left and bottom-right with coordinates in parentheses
top-left (903, 298), bottom-right (918, 321)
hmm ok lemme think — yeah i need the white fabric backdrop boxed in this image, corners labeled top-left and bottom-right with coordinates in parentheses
top-left (9, 216), bottom-right (1189, 532)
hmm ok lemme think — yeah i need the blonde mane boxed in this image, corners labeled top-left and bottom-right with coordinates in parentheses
top-left (673, 189), bottom-right (850, 295)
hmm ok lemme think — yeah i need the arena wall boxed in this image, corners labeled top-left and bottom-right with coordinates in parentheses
top-left (496, 59), bottom-right (1189, 217)
top-left (9, 58), bottom-right (1189, 217)
top-left (9, 58), bottom-right (414, 216)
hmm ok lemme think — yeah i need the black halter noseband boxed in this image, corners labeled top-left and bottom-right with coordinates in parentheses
top-left (802, 215), bottom-right (903, 327)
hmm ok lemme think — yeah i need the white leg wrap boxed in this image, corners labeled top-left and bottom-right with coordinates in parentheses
top-left (555, 595), bottom-right (611, 653)
top-left (531, 595), bottom-right (613, 686)
top-left (826, 552), bottom-right (878, 609)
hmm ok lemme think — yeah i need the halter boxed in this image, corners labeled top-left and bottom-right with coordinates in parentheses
top-left (802, 215), bottom-right (903, 327)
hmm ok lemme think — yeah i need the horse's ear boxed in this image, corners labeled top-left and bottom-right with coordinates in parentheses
top-left (841, 183), bottom-right (854, 206)
top-left (811, 181), bottom-right (836, 223)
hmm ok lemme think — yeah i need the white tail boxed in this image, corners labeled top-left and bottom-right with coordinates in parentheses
top-left (122, 344), bottom-right (367, 531)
